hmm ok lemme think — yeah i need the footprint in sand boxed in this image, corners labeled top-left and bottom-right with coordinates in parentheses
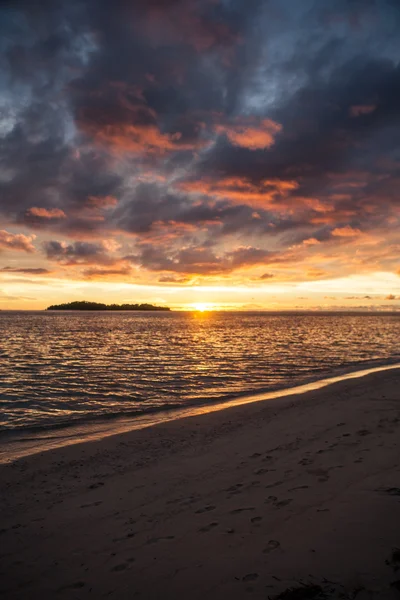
top-left (251, 516), bottom-right (262, 523)
top-left (307, 468), bottom-right (330, 482)
top-left (250, 453), bottom-right (262, 458)
top-left (199, 522), bottom-right (219, 532)
top-left (265, 495), bottom-right (278, 504)
top-left (57, 581), bottom-right (86, 591)
top-left (263, 540), bottom-right (280, 553)
top-left (246, 480), bottom-right (261, 488)
top-left (80, 501), bottom-right (102, 509)
top-left (146, 535), bottom-right (175, 544)
top-left (265, 496), bottom-right (293, 508)
top-left (262, 455), bottom-right (274, 463)
top-left (275, 499), bottom-right (293, 508)
top-left (195, 505), bottom-right (216, 514)
top-left (226, 483), bottom-right (243, 492)
top-left (242, 573), bottom-right (259, 582)
top-left (88, 481), bottom-right (105, 490)
top-left (289, 485), bottom-right (309, 491)
top-left (112, 532), bottom-right (136, 542)
top-left (357, 429), bottom-right (372, 436)
top-left (230, 507), bottom-right (255, 514)
top-left (254, 468), bottom-right (270, 475)
top-left (299, 458), bottom-right (314, 466)
top-left (111, 563), bottom-right (129, 572)
top-left (265, 481), bottom-right (284, 489)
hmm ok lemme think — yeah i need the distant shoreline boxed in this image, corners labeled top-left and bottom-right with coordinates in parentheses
top-left (46, 301), bottom-right (170, 311)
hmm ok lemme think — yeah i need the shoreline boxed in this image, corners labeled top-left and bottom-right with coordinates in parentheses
top-left (1, 368), bottom-right (400, 599)
top-left (1, 360), bottom-right (400, 464)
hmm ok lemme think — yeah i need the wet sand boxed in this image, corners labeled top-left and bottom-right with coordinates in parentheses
top-left (1, 368), bottom-right (400, 599)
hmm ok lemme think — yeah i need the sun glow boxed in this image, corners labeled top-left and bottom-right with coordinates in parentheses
top-left (193, 303), bottom-right (212, 312)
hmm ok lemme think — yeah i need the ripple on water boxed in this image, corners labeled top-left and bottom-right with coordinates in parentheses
top-left (0, 311), bottom-right (399, 431)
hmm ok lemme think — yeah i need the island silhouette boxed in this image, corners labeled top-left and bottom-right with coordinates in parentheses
top-left (46, 301), bottom-right (170, 311)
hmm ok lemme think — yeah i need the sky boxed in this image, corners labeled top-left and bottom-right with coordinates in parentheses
top-left (1, 0), bottom-right (400, 310)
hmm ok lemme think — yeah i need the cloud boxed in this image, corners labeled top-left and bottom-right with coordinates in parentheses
top-left (176, 176), bottom-right (298, 208)
top-left (86, 196), bottom-right (118, 209)
top-left (82, 265), bottom-right (132, 279)
top-left (128, 243), bottom-right (273, 275)
top-left (1, 0), bottom-right (400, 288)
top-left (0, 267), bottom-right (51, 275)
top-left (331, 226), bottom-right (362, 237)
top-left (215, 118), bottom-right (282, 150)
top-left (349, 105), bottom-right (376, 117)
top-left (0, 230), bottom-right (36, 253)
top-left (42, 240), bottom-right (119, 266)
top-left (158, 275), bottom-right (190, 284)
top-left (25, 207), bottom-right (66, 219)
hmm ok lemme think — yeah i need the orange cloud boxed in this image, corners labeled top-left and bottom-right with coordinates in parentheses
top-left (82, 264), bottom-right (132, 280)
top-left (306, 268), bottom-right (328, 279)
top-left (331, 226), bottom-right (362, 237)
top-left (86, 123), bottom-right (200, 154)
top-left (0, 230), bottom-right (36, 253)
top-left (215, 118), bottom-right (282, 150)
top-left (177, 176), bottom-right (298, 207)
top-left (303, 237), bottom-right (321, 246)
top-left (78, 95), bottom-right (208, 155)
top-left (26, 207), bottom-right (66, 219)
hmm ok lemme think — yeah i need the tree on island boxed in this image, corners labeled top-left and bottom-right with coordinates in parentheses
top-left (46, 301), bottom-right (170, 311)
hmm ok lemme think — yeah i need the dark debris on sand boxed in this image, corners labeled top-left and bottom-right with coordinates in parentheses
top-left (269, 584), bottom-right (326, 600)
top-left (268, 581), bottom-right (374, 600)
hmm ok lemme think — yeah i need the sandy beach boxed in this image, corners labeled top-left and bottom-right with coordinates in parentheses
top-left (1, 368), bottom-right (400, 599)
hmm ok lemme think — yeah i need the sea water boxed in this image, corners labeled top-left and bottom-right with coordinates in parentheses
top-left (1, 311), bottom-right (399, 433)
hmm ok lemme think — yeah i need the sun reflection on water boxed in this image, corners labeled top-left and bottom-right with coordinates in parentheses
top-left (192, 303), bottom-right (213, 312)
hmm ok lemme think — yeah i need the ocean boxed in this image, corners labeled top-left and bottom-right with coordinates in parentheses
top-left (1, 311), bottom-right (400, 437)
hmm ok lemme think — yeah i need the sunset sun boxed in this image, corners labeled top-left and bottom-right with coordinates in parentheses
top-left (193, 303), bottom-right (211, 312)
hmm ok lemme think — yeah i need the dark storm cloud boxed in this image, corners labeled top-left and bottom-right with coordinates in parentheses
top-left (42, 240), bottom-right (119, 266)
top-left (113, 181), bottom-right (278, 237)
top-left (1, 0), bottom-right (400, 278)
top-left (196, 57), bottom-right (400, 184)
